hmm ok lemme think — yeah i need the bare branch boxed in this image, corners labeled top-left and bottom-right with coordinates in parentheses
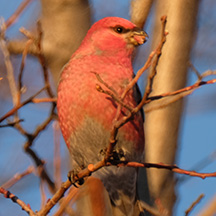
top-left (0, 187), bottom-right (36, 216)
top-left (0, 119), bottom-right (24, 127)
top-left (185, 194), bottom-right (204, 216)
top-left (18, 39), bottom-right (34, 101)
top-left (0, 19), bottom-right (19, 106)
top-left (1, 166), bottom-right (34, 189)
top-left (53, 121), bottom-right (62, 188)
top-left (5, 0), bottom-right (33, 29)
top-left (37, 179), bottom-right (72, 216)
top-left (0, 86), bottom-right (47, 123)
top-left (53, 187), bottom-right (78, 216)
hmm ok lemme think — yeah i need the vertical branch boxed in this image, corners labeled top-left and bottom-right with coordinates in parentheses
top-left (53, 121), bottom-right (62, 188)
top-left (0, 19), bottom-right (19, 106)
top-left (18, 39), bottom-right (33, 102)
top-left (40, 179), bottom-right (47, 208)
top-left (36, 22), bottom-right (55, 99)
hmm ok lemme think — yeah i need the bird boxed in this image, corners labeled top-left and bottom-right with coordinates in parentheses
top-left (57, 17), bottom-right (147, 216)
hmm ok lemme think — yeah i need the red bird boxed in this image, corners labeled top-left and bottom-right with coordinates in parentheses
top-left (57, 17), bottom-right (147, 216)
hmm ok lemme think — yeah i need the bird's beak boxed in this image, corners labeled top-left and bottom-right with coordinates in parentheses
top-left (128, 28), bottom-right (148, 46)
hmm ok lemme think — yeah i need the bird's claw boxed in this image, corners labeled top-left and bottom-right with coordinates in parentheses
top-left (110, 148), bottom-right (126, 162)
top-left (100, 147), bottom-right (126, 164)
top-left (67, 168), bottom-right (85, 187)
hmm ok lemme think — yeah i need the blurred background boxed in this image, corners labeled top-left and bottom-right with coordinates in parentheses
top-left (0, 0), bottom-right (216, 215)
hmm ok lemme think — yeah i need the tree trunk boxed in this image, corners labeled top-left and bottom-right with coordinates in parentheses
top-left (144, 0), bottom-right (199, 214)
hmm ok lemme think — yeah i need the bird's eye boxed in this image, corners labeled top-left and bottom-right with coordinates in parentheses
top-left (116, 27), bottom-right (123, 33)
top-left (113, 26), bottom-right (129, 34)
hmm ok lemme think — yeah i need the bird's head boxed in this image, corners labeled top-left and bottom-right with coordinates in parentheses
top-left (77, 17), bottom-right (148, 56)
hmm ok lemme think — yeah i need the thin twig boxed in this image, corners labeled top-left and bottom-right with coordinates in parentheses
top-left (18, 39), bottom-right (33, 102)
top-left (121, 15), bottom-right (167, 101)
top-left (133, 15), bottom-right (167, 113)
top-left (185, 194), bottom-right (204, 216)
top-left (94, 72), bottom-right (118, 95)
top-left (53, 187), bottom-right (78, 216)
top-left (95, 82), bottom-right (133, 111)
top-left (37, 179), bottom-right (72, 216)
top-left (144, 91), bottom-right (192, 113)
top-left (1, 166), bottom-right (34, 189)
top-left (0, 187), bottom-right (36, 216)
top-left (101, 16), bottom-right (168, 160)
top-left (0, 19), bottom-right (19, 106)
top-left (145, 78), bottom-right (216, 104)
top-left (37, 158), bottom-right (216, 216)
top-left (0, 119), bottom-right (24, 127)
top-left (36, 22), bottom-right (55, 99)
top-left (5, 0), bottom-right (33, 29)
top-left (39, 179), bottom-right (47, 209)
top-left (189, 61), bottom-right (202, 80)
top-left (0, 86), bottom-right (47, 123)
top-left (32, 97), bottom-right (57, 103)
top-left (53, 121), bottom-right (62, 189)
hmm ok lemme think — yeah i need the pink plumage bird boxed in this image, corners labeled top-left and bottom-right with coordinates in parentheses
top-left (57, 17), bottom-right (147, 215)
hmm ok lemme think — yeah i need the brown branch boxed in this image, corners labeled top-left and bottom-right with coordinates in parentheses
top-left (78, 160), bottom-right (216, 182)
top-left (19, 24), bottom-right (55, 99)
top-left (25, 106), bottom-right (55, 147)
top-left (1, 15), bottom-right (58, 215)
top-left (117, 162), bottom-right (216, 179)
top-left (23, 146), bottom-right (56, 194)
top-left (0, 86), bottom-right (47, 123)
top-left (37, 160), bottom-right (107, 215)
top-left (15, 106), bottom-right (57, 193)
top-left (185, 194), bottom-right (204, 216)
top-left (5, 0), bottom-right (33, 29)
top-left (92, 16), bottom-right (168, 162)
top-left (32, 97), bottom-right (57, 103)
top-left (1, 26), bottom-right (57, 195)
top-left (189, 62), bottom-right (202, 80)
top-left (132, 15), bottom-right (167, 113)
top-left (18, 39), bottom-right (34, 101)
top-left (0, 187), bottom-right (36, 216)
top-left (16, 23), bottom-right (57, 196)
top-left (94, 72), bottom-right (118, 95)
top-left (121, 15), bottom-right (168, 101)
top-left (39, 179), bottom-right (47, 209)
top-left (36, 158), bottom-right (216, 215)
top-left (53, 187), bottom-right (78, 216)
top-left (91, 18), bottom-right (168, 162)
top-left (37, 179), bottom-right (72, 216)
top-left (144, 91), bottom-right (192, 113)
top-left (53, 121), bottom-right (62, 189)
top-left (36, 22), bottom-right (55, 99)
top-left (0, 119), bottom-right (24, 127)
top-left (99, 70), bottom-right (215, 115)
top-left (95, 83), bottom-right (133, 112)
top-left (145, 78), bottom-right (216, 104)
top-left (0, 21), bottom-right (19, 106)
top-left (200, 69), bottom-right (216, 78)
top-left (1, 166), bottom-right (34, 189)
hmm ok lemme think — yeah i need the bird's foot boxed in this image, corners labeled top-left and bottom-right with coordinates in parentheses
top-left (100, 147), bottom-right (126, 164)
top-left (67, 167), bottom-right (85, 187)
top-left (110, 148), bottom-right (126, 163)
